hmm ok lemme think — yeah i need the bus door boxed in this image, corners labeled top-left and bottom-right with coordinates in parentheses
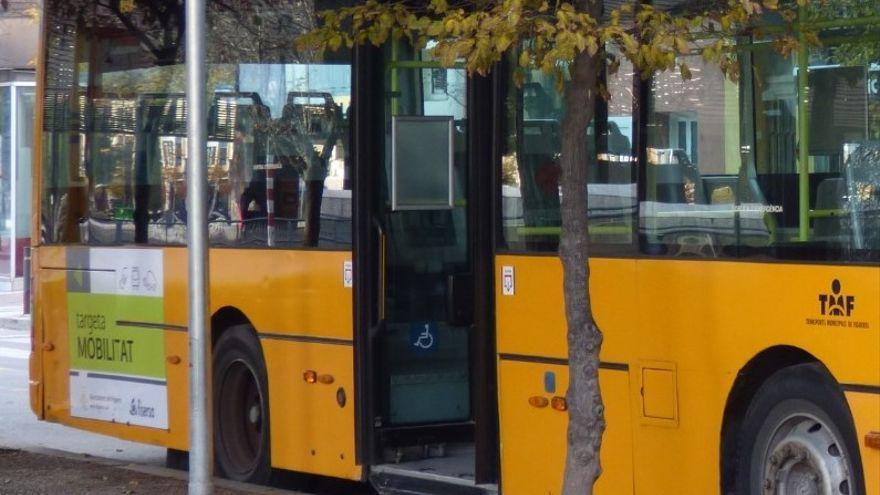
top-left (358, 42), bottom-right (497, 491)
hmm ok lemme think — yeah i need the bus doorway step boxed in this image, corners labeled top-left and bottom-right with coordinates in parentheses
top-left (369, 464), bottom-right (498, 495)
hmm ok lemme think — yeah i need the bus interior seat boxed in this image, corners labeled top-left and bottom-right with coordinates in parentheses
top-left (671, 233), bottom-right (717, 258)
top-left (813, 177), bottom-right (848, 240)
top-left (647, 163), bottom-right (686, 203)
top-left (710, 185), bottom-right (736, 204)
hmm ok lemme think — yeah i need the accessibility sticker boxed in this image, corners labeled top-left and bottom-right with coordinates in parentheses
top-left (67, 248), bottom-right (168, 429)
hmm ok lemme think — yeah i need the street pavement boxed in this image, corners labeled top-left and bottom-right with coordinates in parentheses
top-left (0, 325), bottom-right (168, 465)
top-left (0, 294), bottom-right (373, 495)
top-left (0, 291), bottom-right (28, 332)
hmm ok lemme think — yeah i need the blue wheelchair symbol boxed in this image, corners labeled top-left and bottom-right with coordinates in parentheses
top-left (411, 322), bottom-right (438, 352)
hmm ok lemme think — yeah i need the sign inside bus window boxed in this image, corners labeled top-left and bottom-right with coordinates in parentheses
top-left (805, 279), bottom-right (871, 330)
top-left (66, 248), bottom-right (168, 430)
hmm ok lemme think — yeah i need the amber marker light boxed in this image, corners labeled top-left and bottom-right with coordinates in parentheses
top-left (551, 396), bottom-right (568, 411)
top-left (528, 396), bottom-right (549, 408)
top-left (303, 370), bottom-right (318, 384)
top-left (866, 432), bottom-right (880, 450)
top-left (318, 374), bottom-right (335, 385)
top-left (166, 355), bottom-right (181, 365)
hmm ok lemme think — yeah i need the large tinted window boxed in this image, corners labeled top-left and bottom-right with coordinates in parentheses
top-left (41, 0), bottom-right (352, 249)
top-left (499, 55), bottom-right (636, 253)
top-left (643, 29), bottom-right (880, 262)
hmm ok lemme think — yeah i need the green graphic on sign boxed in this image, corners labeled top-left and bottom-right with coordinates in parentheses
top-left (68, 292), bottom-right (165, 378)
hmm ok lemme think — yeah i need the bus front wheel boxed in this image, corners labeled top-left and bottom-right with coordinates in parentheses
top-left (213, 325), bottom-right (272, 485)
top-left (734, 363), bottom-right (864, 495)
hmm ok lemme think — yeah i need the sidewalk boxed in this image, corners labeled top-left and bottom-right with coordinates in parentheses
top-left (0, 291), bottom-right (29, 331)
top-left (0, 447), bottom-right (306, 495)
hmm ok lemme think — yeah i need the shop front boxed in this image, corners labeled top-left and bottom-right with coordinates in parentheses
top-left (0, 69), bottom-right (35, 290)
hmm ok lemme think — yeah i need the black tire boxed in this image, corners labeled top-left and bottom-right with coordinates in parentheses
top-left (213, 324), bottom-right (272, 484)
top-left (732, 363), bottom-right (865, 495)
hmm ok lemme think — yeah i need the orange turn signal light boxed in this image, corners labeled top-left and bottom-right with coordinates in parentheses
top-left (528, 396), bottom-right (549, 408)
top-left (318, 374), bottom-right (335, 385)
top-left (866, 432), bottom-right (880, 450)
top-left (551, 396), bottom-right (568, 411)
top-left (303, 370), bottom-right (318, 384)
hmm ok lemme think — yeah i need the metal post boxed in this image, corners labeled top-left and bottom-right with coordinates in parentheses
top-left (22, 247), bottom-right (30, 315)
top-left (797, 12), bottom-right (810, 242)
top-left (185, 0), bottom-right (213, 493)
top-left (10, 85), bottom-right (18, 285)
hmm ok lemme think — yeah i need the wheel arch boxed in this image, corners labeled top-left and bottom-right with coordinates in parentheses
top-left (210, 305), bottom-right (273, 483)
top-left (211, 306), bottom-right (256, 348)
top-left (718, 345), bottom-right (857, 493)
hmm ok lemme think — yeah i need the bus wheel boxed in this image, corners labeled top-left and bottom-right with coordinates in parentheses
top-left (213, 325), bottom-right (272, 484)
top-left (735, 363), bottom-right (863, 495)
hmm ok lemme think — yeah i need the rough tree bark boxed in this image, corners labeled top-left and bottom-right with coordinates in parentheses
top-left (559, 0), bottom-right (605, 493)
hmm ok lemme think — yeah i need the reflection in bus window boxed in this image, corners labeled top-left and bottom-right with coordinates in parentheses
top-left (643, 46), bottom-right (751, 257)
top-left (643, 36), bottom-right (879, 262)
top-left (500, 55), bottom-right (636, 253)
top-left (40, 0), bottom-right (353, 249)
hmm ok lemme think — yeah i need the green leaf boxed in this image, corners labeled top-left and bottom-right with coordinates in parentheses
top-left (429, 0), bottom-right (449, 13)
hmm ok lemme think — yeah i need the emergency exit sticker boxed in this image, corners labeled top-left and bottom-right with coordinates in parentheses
top-left (502, 266), bottom-right (515, 296)
top-left (343, 261), bottom-right (353, 288)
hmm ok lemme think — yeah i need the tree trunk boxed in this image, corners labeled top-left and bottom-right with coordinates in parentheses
top-left (559, 1), bottom-right (605, 494)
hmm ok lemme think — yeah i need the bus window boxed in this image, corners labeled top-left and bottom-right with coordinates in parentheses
top-left (499, 52), bottom-right (636, 254)
top-left (40, 0), bottom-right (354, 249)
top-left (643, 33), bottom-right (880, 262)
top-left (643, 42), bottom-right (749, 258)
top-left (743, 37), bottom-right (879, 261)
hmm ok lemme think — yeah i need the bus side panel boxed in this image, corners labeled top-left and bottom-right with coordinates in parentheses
top-left (495, 255), bottom-right (637, 363)
top-left (263, 339), bottom-right (360, 480)
top-left (194, 249), bottom-right (354, 342)
top-left (633, 260), bottom-right (880, 494)
top-left (163, 247), bottom-right (358, 476)
top-left (28, 247), bottom-right (44, 419)
top-left (497, 360), bottom-right (633, 495)
top-left (495, 255), bottom-right (637, 494)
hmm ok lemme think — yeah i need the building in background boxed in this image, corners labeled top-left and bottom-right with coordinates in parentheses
top-left (0, 0), bottom-right (38, 290)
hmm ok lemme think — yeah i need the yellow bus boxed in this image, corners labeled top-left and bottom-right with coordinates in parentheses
top-left (29, 1), bottom-right (879, 494)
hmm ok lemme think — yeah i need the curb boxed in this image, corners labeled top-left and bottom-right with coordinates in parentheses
top-left (16, 446), bottom-right (309, 494)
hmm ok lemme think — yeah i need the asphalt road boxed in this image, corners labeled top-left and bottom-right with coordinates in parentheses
top-left (0, 327), bottom-right (166, 465)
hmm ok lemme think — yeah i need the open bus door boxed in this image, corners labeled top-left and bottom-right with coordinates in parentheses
top-left (353, 43), bottom-right (498, 494)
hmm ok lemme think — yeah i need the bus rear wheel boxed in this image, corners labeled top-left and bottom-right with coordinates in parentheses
top-left (734, 363), bottom-right (864, 495)
top-left (213, 325), bottom-right (272, 485)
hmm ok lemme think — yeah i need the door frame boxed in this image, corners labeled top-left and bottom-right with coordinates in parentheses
top-left (352, 45), bottom-right (500, 484)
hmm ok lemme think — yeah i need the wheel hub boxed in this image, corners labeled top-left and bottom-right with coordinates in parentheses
top-left (762, 416), bottom-right (851, 495)
top-left (248, 404), bottom-right (260, 425)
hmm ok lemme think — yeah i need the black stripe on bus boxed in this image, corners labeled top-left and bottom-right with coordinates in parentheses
top-left (85, 372), bottom-right (166, 386)
top-left (116, 320), bottom-right (187, 332)
top-left (498, 353), bottom-right (629, 372)
top-left (841, 383), bottom-right (880, 395)
top-left (41, 267), bottom-right (115, 272)
top-left (258, 333), bottom-right (354, 347)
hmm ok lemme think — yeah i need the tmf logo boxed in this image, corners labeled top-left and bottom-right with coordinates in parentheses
top-left (818, 279), bottom-right (855, 317)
